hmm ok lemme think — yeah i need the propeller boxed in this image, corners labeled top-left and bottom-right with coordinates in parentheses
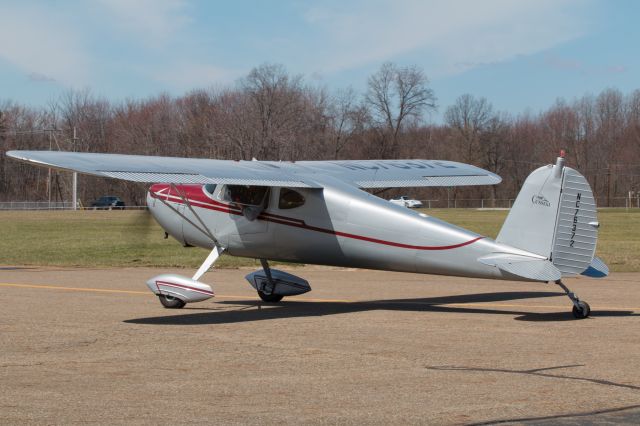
top-left (120, 184), bottom-right (158, 244)
top-left (122, 207), bottom-right (157, 243)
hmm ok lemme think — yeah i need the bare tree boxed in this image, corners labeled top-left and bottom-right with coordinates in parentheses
top-left (628, 89), bottom-right (640, 118)
top-left (573, 94), bottom-right (596, 172)
top-left (174, 90), bottom-right (218, 157)
top-left (0, 109), bottom-right (6, 196)
top-left (4, 68), bottom-right (640, 208)
top-left (595, 88), bottom-right (625, 205)
top-left (444, 94), bottom-right (494, 164)
top-left (505, 114), bottom-right (542, 191)
top-left (329, 87), bottom-right (369, 159)
top-left (214, 89), bottom-right (261, 160)
top-left (479, 114), bottom-right (510, 203)
top-left (365, 62), bottom-right (436, 158)
top-left (540, 100), bottom-right (581, 167)
top-left (239, 63), bottom-right (306, 160)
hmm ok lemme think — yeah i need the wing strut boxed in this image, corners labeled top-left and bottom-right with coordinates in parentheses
top-left (171, 184), bottom-right (219, 244)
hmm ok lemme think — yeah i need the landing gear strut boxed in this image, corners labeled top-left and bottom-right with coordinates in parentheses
top-left (257, 259), bottom-right (284, 303)
top-left (555, 279), bottom-right (590, 319)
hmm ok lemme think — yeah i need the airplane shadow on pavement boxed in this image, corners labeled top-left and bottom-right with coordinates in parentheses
top-left (125, 291), bottom-right (639, 326)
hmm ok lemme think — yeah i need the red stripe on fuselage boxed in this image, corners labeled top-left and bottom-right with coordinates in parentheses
top-left (148, 184), bottom-right (483, 251)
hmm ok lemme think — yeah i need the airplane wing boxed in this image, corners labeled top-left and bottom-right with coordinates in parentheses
top-left (6, 151), bottom-right (501, 188)
top-left (296, 159), bottom-right (501, 188)
top-left (6, 151), bottom-right (321, 188)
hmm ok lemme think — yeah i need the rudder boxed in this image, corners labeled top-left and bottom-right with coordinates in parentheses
top-left (550, 167), bottom-right (599, 275)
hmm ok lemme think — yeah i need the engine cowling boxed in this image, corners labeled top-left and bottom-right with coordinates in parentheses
top-left (146, 189), bottom-right (189, 246)
top-left (146, 274), bottom-right (214, 303)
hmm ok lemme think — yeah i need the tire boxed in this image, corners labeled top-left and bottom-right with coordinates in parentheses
top-left (258, 291), bottom-right (284, 303)
top-left (572, 301), bottom-right (590, 319)
top-left (158, 294), bottom-right (186, 309)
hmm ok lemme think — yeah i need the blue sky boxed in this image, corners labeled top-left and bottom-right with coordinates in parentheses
top-left (0, 0), bottom-right (638, 121)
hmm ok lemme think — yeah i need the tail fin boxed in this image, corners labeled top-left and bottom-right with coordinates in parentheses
top-left (497, 154), bottom-right (605, 277)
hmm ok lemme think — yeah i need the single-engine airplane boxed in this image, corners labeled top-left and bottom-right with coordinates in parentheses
top-left (6, 150), bottom-right (608, 318)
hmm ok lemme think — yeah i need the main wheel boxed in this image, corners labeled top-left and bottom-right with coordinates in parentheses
top-left (572, 301), bottom-right (590, 319)
top-left (158, 294), bottom-right (186, 309)
top-left (258, 291), bottom-right (283, 303)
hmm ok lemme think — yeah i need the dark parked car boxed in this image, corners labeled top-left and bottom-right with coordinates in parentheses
top-left (91, 196), bottom-right (125, 210)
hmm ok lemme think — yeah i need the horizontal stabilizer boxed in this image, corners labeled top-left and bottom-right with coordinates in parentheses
top-left (580, 256), bottom-right (609, 278)
top-left (478, 254), bottom-right (561, 281)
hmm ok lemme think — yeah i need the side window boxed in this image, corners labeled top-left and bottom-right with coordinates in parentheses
top-left (279, 188), bottom-right (305, 209)
top-left (223, 185), bottom-right (269, 207)
top-left (203, 184), bottom-right (217, 197)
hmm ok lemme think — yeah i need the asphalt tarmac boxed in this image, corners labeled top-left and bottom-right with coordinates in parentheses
top-left (1, 266), bottom-right (639, 425)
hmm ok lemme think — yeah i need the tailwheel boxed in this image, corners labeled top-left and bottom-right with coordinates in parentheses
top-left (158, 294), bottom-right (186, 309)
top-left (257, 291), bottom-right (283, 303)
top-left (572, 301), bottom-right (590, 319)
top-left (555, 280), bottom-right (591, 320)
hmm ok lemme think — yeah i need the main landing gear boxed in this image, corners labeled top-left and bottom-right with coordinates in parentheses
top-left (147, 245), bottom-right (222, 309)
top-left (554, 279), bottom-right (590, 319)
top-left (148, 184), bottom-right (224, 310)
top-left (158, 294), bottom-right (186, 309)
top-left (258, 291), bottom-right (284, 303)
top-left (244, 259), bottom-right (311, 302)
top-left (257, 259), bottom-right (284, 303)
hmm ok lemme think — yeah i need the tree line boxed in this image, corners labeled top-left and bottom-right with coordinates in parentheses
top-left (1, 62), bottom-right (639, 207)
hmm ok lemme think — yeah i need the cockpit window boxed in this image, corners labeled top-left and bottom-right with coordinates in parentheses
top-left (279, 188), bottom-right (305, 209)
top-left (203, 184), bottom-right (217, 196)
top-left (224, 185), bottom-right (269, 207)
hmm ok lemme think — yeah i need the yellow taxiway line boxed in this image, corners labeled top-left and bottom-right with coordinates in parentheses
top-left (0, 282), bottom-right (349, 303)
top-left (0, 282), bottom-right (149, 295)
top-left (0, 282), bottom-right (637, 312)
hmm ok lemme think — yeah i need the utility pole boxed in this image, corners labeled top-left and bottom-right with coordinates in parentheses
top-left (606, 166), bottom-right (612, 207)
top-left (72, 126), bottom-right (78, 210)
top-left (48, 131), bottom-right (52, 208)
top-left (3, 128), bottom-right (62, 207)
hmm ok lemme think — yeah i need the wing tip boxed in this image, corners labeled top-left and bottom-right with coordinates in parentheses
top-left (6, 150), bottom-right (23, 160)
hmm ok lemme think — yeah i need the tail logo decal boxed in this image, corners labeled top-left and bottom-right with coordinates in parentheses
top-left (531, 194), bottom-right (551, 207)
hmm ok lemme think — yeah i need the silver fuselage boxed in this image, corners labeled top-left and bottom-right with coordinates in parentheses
top-left (147, 179), bottom-right (540, 281)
